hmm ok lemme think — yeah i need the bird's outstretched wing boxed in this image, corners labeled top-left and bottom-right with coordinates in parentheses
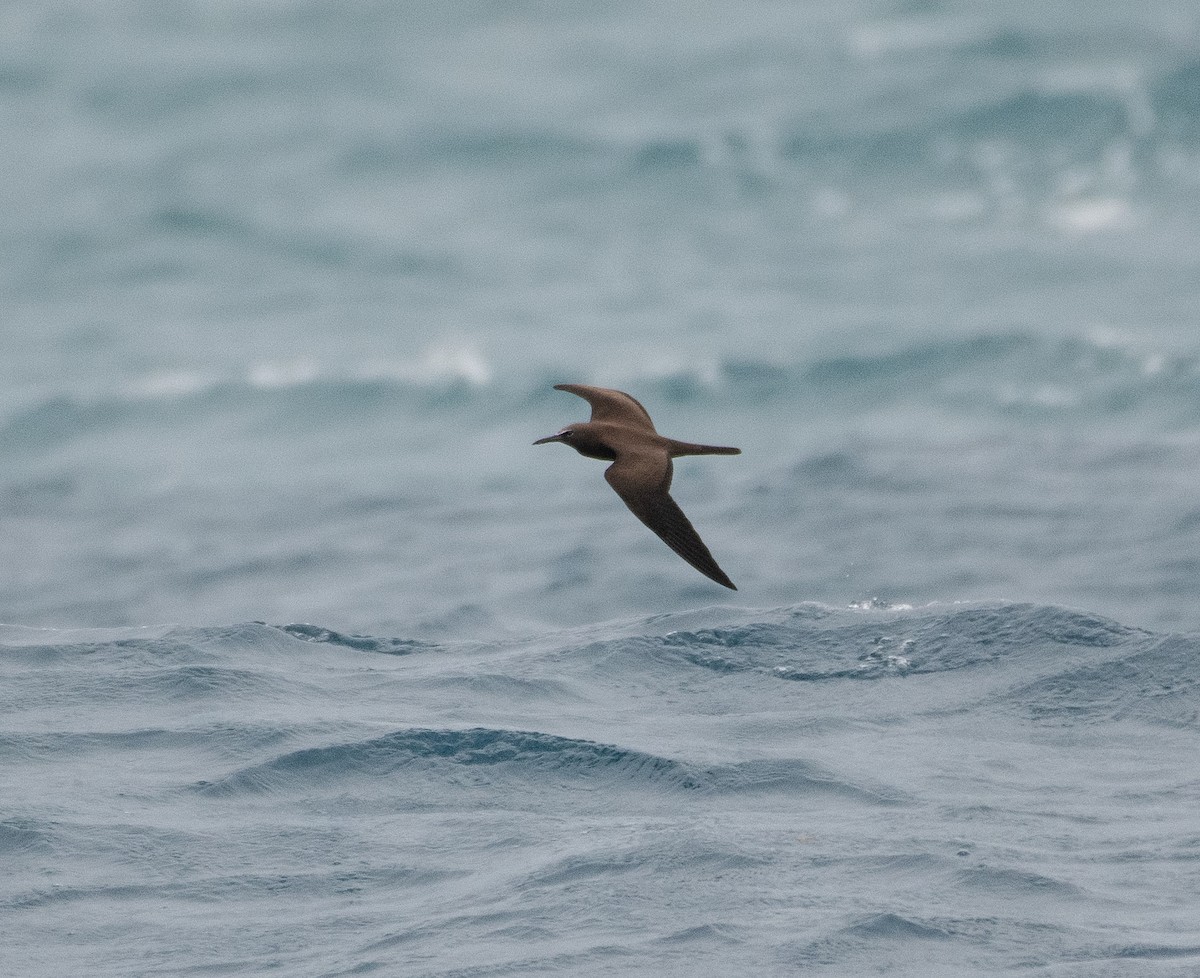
top-left (604, 450), bottom-right (737, 590)
top-left (555, 384), bottom-right (657, 432)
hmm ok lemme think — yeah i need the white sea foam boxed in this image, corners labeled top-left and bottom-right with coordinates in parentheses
top-left (247, 358), bottom-right (321, 390)
top-left (127, 370), bottom-right (218, 400)
top-left (850, 17), bottom-right (987, 58)
top-left (1045, 196), bottom-right (1133, 234)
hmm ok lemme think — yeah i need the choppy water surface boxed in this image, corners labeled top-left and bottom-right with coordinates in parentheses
top-left (4, 605), bottom-right (1199, 976)
top-left (3, 1), bottom-right (1200, 974)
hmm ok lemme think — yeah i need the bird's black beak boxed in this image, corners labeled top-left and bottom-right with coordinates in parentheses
top-left (533, 433), bottom-right (564, 445)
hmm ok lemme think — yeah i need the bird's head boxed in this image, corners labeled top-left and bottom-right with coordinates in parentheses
top-left (533, 426), bottom-right (576, 446)
top-left (533, 423), bottom-right (616, 461)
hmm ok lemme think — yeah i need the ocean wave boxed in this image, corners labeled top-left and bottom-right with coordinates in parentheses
top-left (840, 911), bottom-right (953, 941)
top-left (949, 90), bottom-right (1131, 148)
top-left (4, 330), bottom-right (1198, 454)
top-left (331, 53), bottom-right (1200, 186)
top-left (0, 819), bottom-right (51, 855)
top-left (554, 602), bottom-right (1153, 685)
top-left (518, 838), bottom-right (770, 892)
top-left (1154, 59), bottom-right (1200, 141)
top-left (955, 865), bottom-right (1084, 897)
top-left (0, 343), bottom-right (497, 452)
top-left (1009, 632), bottom-right (1200, 727)
top-left (274, 622), bottom-right (432, 656)
top-left (6, 600), bottom-right (1198, 978)
top-left (194, 727), bottom-right (704, 798)
top-left (3, 602), bottom-right (1184, 678)
top-left (6, 603), bottom-right (1196, 744)
top-left (193, 724), bottom-right (900, 806)
top-left (550, 331), bottom-right (1200, 422)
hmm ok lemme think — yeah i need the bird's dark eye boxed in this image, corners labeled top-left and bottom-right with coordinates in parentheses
top-left (561, 429), bottom-right (572, 438)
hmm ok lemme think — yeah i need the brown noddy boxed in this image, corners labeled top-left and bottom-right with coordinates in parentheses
top-left (534, 383), bottom-right (740, 590)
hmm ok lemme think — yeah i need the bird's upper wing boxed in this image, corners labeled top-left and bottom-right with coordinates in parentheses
top-left (604, 450), bottom-right (737, 590)
top-left (554, 384), bottom-right (657, 432)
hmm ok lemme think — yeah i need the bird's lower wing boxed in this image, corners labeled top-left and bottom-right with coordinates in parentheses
top-left (605, 456), bottom-right (737, 590)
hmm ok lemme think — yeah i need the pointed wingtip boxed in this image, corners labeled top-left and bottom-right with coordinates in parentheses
top-left (699, 556), bottom-right (737, 590)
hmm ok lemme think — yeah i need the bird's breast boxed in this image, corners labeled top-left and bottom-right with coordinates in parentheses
top-left (572, 442), bottom-right (618, 461)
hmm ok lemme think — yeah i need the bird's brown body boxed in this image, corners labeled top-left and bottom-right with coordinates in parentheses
top-left (534, 384), bottom-right (740, 589)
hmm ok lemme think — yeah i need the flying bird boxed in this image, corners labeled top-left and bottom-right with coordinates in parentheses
top-left (534, 383), bottom-right (740, 589)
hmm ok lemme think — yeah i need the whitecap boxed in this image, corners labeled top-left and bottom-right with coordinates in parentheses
top-left (1045, 196), bottom-right (1132, 234)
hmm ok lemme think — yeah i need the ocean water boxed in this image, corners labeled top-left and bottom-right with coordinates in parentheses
top-left (3, 1), bottom-right (1200, 974)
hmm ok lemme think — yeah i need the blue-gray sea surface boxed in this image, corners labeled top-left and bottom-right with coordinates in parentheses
top-left (3, 1), bottom-right (1200, 975)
